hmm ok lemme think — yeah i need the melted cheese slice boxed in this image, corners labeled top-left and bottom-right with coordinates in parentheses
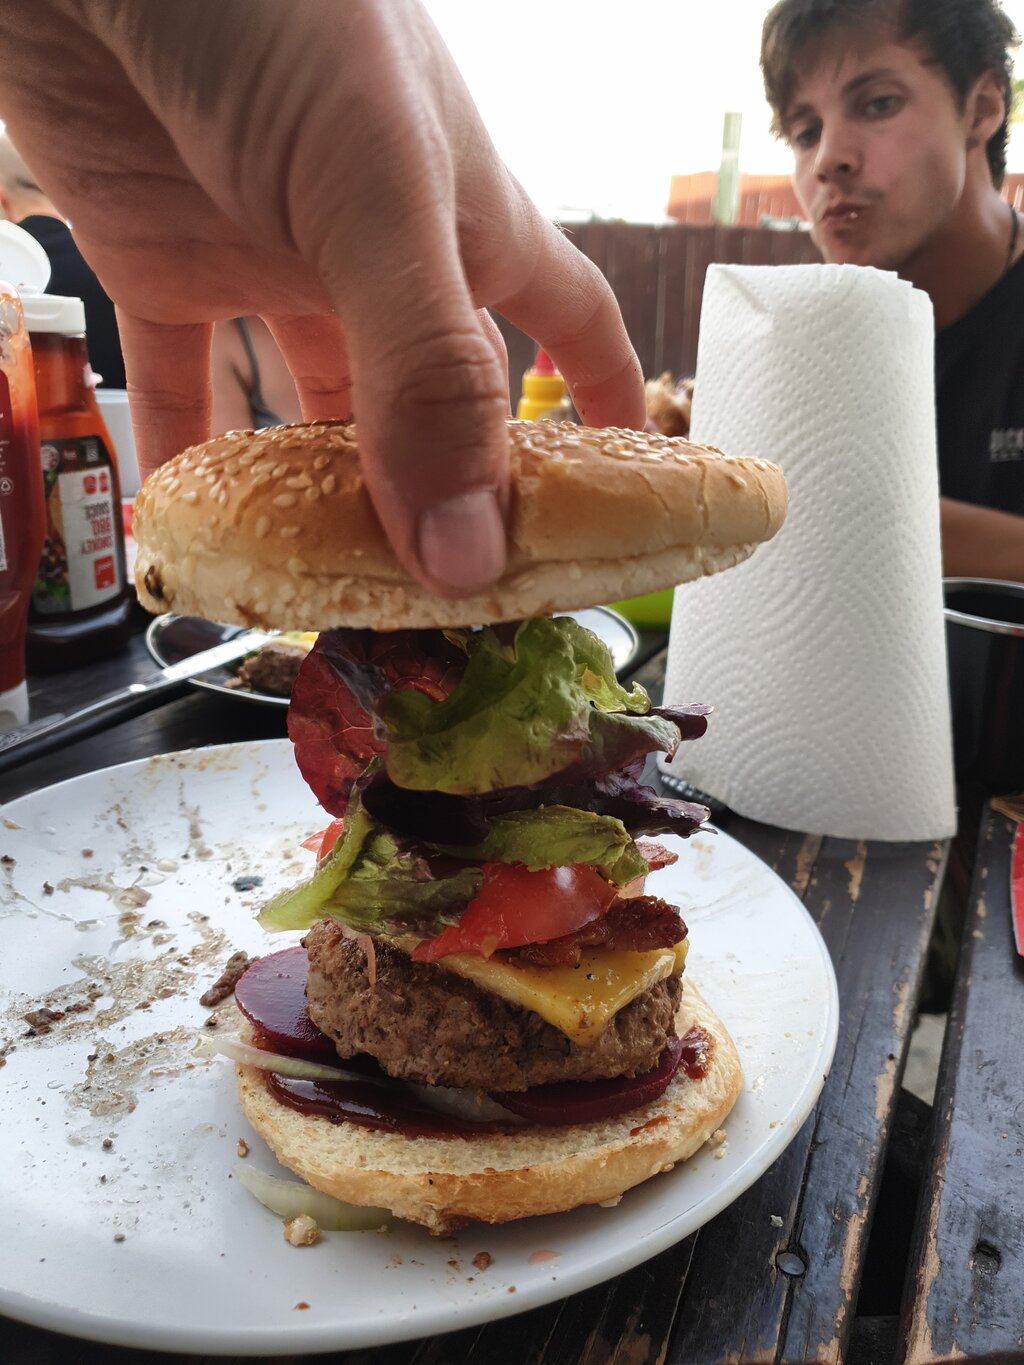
top-left (431, 940), bottom-right (689, 1047)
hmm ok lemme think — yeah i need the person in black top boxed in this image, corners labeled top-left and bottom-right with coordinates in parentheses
top-left (761, 0), bottom-right (1024, 581)
top-left (0, 134), bottom-right (125, 389)
top-left (210, 316), bottom-right (301, 434)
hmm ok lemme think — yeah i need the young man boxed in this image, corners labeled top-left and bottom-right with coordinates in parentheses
top-left (761, 0), bottom-right (1024, 580)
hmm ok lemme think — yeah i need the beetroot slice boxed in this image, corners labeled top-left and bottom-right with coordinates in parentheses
top-left (490, 1034), bottom-right (686, 1126)
top-left (234, 946), bottom-right (338, 1063)
top-left (235, 948), bottom-right (691, 1130)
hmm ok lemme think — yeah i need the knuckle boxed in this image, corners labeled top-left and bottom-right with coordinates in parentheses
top-left (386, 329), bottom-right (508, 416)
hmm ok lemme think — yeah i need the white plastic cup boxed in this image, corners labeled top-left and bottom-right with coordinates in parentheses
top-left (95, 387), bottom-right (140, 496)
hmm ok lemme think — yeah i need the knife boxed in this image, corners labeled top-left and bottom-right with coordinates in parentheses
top-left (1012, 821), bottom-right (1024, 958)
top-left (0, 630), bottom-right (276, 775)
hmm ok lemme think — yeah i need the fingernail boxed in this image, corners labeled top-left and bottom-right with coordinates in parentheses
top-left (417, 489), bottom-right (507, 593)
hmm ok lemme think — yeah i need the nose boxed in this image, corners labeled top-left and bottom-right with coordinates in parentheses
top-left (814, 122), bottom-right (860, 182)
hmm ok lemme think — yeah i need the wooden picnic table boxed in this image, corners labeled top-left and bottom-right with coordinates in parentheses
top-left (0, 612), bottom-right (1020, 1364)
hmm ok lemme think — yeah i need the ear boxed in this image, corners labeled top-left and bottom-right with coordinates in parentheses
top-left (965, 69), bottom-right (1007, 151)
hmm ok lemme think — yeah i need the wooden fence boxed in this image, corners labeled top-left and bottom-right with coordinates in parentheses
top-left (494, 220), bottom-right (820, 404)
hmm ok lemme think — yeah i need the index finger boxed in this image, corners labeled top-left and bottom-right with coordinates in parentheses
top-left (117, 311), bottom-right (213, 481)
top-left (491, 216), bottom-right (646, 431)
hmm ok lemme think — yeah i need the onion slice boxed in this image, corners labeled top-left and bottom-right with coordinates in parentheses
top-left (235, 1164), bottom-right (391, 1232)
top-left (192, 1032), bottom-right (388, 1086)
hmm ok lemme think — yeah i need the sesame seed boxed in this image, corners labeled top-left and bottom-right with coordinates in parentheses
top-left (320, 474), bottom-right (336, 495)
top-left (273, 493), bottom-right (298, 509)
top-left (254, 516), bottom-right (271, 539)
top-left (279, 525), bottom-right (301, 538)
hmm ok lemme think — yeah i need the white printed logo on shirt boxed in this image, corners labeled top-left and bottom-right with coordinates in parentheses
top-left (989, 428), bottom-right (1024, 462)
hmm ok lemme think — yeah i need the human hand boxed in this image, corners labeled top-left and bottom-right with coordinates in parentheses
top-left (0, 0), bottom-right (644, 596)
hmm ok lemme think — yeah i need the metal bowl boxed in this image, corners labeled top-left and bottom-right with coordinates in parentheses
top-left (944, 578), bottom-right (1024, 794)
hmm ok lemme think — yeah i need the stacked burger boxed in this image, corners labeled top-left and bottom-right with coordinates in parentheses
top-left (134, 418), bottom-right (786, 1233)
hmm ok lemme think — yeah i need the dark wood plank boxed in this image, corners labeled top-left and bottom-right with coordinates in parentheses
top-left (658, 226), bottom-right (693, 379)
top-left (665, 831), bottom-right (945, 1364)
top-left (772, 836), bottom-right (946, 1365)
top-left (601, 224), bottom-right (662, 381)
top-left (899, 808), bottom-right (1024, 1364)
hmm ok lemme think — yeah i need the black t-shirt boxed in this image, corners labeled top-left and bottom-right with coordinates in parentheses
top-left (18, 214), bottom-right (126, 389)
top-left (935, 251), bottom-right (1024, 513)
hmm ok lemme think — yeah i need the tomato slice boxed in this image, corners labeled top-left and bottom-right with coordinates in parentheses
top-left (301, 817), bottom-right (346, 861)
top-left (412, 862), bottom-right (617, 962)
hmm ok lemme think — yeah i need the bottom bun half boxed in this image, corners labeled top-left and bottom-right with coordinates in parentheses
top-left (236, 976), bottom-right (743, 1235)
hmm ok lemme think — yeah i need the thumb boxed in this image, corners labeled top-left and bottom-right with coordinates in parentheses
top-left (340, 287), bottom-right (511, 599)
top-left (312, 170), bottom-right (510, 598)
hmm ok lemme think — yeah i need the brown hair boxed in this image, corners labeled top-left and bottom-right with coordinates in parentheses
top-left (761, 0), bottom-right (1020, 186)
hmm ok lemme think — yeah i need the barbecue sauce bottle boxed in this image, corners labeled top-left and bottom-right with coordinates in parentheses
top-left (23, 293), bottom-right (131, 671)
top-left (0, 262), bottom-right (45, 728)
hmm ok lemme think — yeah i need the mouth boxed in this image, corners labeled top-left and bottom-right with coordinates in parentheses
top-left (820, 202), bottom-right (867, 226)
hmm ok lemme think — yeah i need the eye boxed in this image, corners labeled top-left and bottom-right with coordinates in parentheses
top-left (863, 92), bottom-right (902, 118)
top-left (789, 121), bottom-right (821, 150)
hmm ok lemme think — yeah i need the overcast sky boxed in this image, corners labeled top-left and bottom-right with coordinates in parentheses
top-left (425, 0), bottom-right (1024, 221)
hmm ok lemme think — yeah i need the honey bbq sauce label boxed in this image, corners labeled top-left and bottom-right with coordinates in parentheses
top-left (33, 435), bottom-right (125, 614)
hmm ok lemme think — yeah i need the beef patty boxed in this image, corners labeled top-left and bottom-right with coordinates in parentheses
top-left (304, 919), bottom-right (682, 1092)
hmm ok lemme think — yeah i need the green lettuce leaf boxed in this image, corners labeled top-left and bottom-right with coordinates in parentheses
top-left (381, 618), bottom-right (654, 795)
top-left (561, 617), bottom-right (649, 715)
top-left (428, 805), bottom-right (648, 886)
top-left (258, 799), bottom-right (377, 932)
top-left (322, 867), bottom-right (483, 933)
top-left (258, 795), bottom-right (482, 935)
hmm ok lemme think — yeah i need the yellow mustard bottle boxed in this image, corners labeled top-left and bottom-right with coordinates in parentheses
top-left (516, 349), bottom-right (573, 421)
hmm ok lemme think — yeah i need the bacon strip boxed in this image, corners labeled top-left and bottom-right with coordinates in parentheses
top-left (504, 896), bottom-right (687, 969)
top-left (635, 838), bottom-right (678, 871)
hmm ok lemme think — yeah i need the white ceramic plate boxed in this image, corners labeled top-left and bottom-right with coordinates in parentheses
top-left (144, 606), bottom-right (642, 707)
top-left (0, 740), bottom-right (838, 1356)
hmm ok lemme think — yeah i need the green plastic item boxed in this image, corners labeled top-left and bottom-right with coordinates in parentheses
top-left (610, 588), bottom-right (675, 629)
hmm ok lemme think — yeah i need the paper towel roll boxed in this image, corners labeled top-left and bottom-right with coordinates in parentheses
top-left (663, 263), bottom-right (956, 841)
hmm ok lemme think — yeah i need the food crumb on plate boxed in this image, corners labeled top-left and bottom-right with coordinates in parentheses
top-left (528, 1250), bottom-right (560, 1264)
top-left (283, 1214), bottom-right (321, 1247)
top-left (200, 950), bottom-right (256, 1007)
top-left (293, 1302), bottom-right (310, 1311)
top-left (472, 1251), bottom-right (493, 1272)
top-left (237, 1138), bottom-right (250, 1157)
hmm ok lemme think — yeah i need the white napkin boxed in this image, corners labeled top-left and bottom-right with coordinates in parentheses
top-left (662, 263), bottom-right (956, 841)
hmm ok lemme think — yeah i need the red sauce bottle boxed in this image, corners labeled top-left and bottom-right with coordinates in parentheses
top-left (24, 293), bottom-right (131, 671)
top-left (0, 277), bottom-right (45, 727)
